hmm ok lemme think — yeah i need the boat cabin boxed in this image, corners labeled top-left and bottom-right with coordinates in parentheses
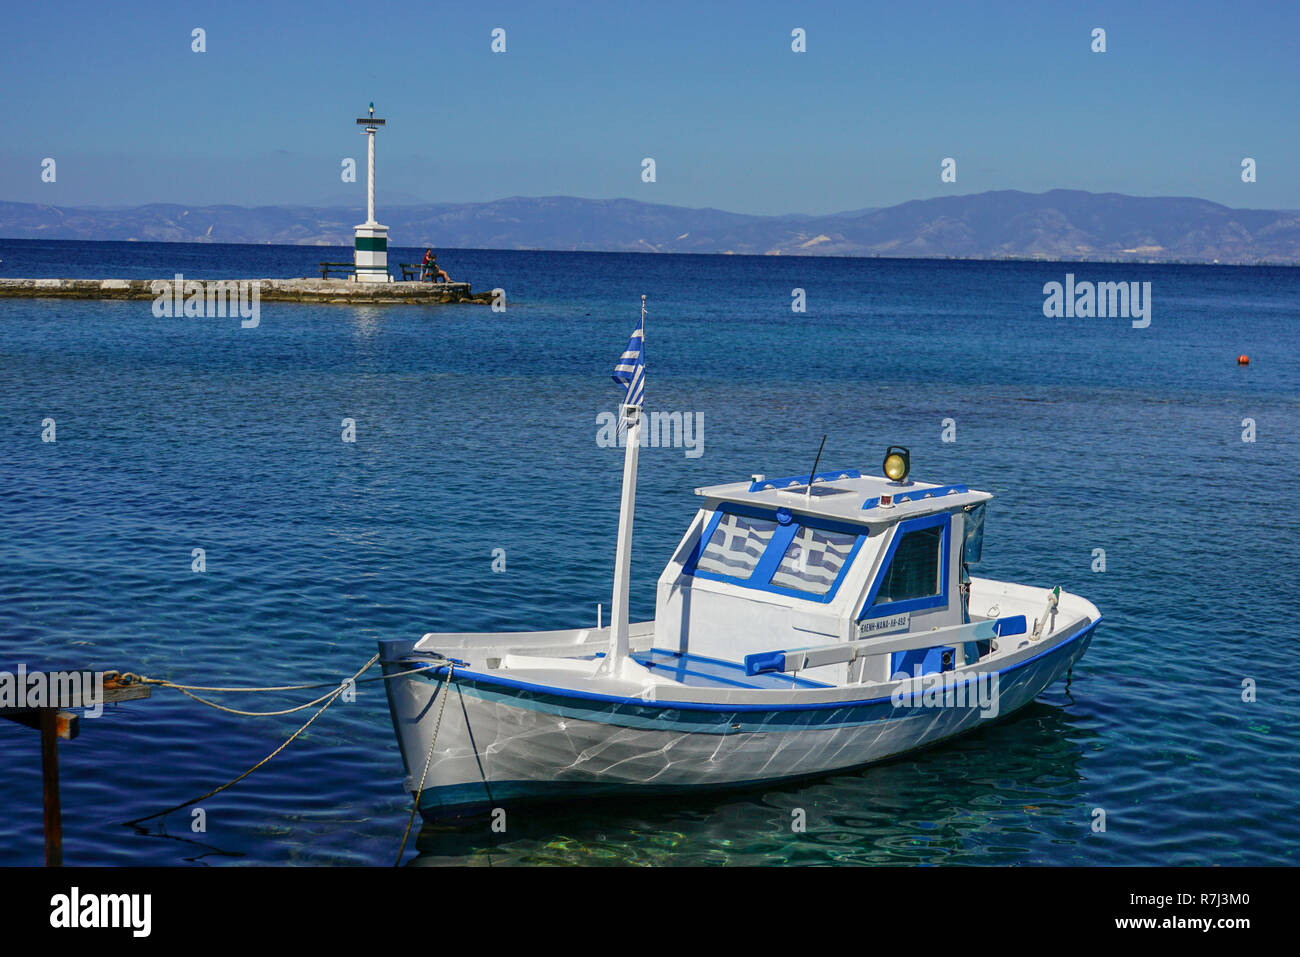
top-left (653, 465), bottom-right (992, 685)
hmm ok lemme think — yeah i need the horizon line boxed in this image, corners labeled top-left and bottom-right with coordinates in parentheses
top-left (4, 187), bottom-right (1298, 217)
top-left (1, 236), bottom-right (1293, 269)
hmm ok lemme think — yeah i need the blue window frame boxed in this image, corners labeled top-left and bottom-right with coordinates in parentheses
top-left (691, 510), bottom-right (778, 581)
top-left (858, 512), bottom-right (951, 620)
top-left (683, 504), bottom-right (867, 604)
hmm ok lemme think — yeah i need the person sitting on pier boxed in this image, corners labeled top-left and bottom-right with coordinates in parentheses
top-left (422, 248), bottom-right (451, 283)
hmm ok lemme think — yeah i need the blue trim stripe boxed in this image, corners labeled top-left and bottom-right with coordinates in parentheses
top-left (410, 618), bottom-right (1097, 726)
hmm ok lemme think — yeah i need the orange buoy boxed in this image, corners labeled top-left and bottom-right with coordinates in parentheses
top-left (1237, 355), bottom-right (1250, 365)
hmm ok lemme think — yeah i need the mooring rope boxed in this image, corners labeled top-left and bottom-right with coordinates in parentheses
top-left (121, 653), bottom-right (381, 827)
top-left (119, 666), bottom-right (440, 693)
top-left (118, 663), bottom-right (436, 717)
top-left (1030, 585), bottom-right (1062, 641)
top-left (121, 675), bottom-right (350, 693)
top-left (147, 683), bottom-right (349, 717)
top-left (395, 662), bottom-right (455, 867)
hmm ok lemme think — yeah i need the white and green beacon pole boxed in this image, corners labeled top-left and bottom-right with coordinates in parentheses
top-left (353, 103), bottom-right (390, 283)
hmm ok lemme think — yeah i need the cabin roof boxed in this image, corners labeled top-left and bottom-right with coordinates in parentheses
top-left (693, 468), bottom-right (991, 525)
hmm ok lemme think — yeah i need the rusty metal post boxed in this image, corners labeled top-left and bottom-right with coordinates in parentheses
top-left (39, 708), bottom-right (63, 866)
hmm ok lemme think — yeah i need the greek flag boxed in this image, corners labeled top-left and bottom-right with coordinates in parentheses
top-left (612, 314), bottom-right (645, 409)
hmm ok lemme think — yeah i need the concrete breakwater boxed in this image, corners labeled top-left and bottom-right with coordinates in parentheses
top-left (0, 277), bottom-right (494, 305)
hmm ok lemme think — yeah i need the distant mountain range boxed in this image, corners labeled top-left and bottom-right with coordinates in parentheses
top-left (3, 190), bottom-right (1299, 264)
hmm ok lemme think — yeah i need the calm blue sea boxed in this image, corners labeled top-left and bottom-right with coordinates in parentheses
top-left (1, 238), bottom-right (1297, 866)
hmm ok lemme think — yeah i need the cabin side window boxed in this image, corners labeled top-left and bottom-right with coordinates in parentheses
top-left (769, 526), bottom-right (859, 597)
top-left (694, 512), bottom-right (777, 581)
top-left (874, 524), bottom-right (943, 604)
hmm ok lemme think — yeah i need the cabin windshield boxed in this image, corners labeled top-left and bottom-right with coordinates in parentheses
top-left (769, 526), bottom-right (859, 596)
top-left (694, 512), bottom-right (777, 580)
top-left (688, 507), bottom-right (866, 603)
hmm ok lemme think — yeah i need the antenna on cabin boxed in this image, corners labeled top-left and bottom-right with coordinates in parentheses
top-left (805, 434), bottom-right (827, 501)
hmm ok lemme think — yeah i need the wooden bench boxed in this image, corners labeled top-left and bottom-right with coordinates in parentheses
top-left (399, 262), bottom-right (452, 283)
top-left (319, 261), bottom-right (356, 279)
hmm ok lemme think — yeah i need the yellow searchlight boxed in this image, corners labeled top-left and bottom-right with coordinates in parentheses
top-left (882, 446), bottom-right (911, 483)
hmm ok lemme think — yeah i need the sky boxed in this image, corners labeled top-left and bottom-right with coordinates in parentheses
top-left (2, 0), bottom-right (1298, 215)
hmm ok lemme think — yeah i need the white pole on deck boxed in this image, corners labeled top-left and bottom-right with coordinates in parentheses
top-left (606, 408), bottom-right (641, 672)
top-left (605, 295), bottom-right (646, 675)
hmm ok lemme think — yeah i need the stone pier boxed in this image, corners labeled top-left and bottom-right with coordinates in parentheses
top-left (0, 278), bottom-right (494, 305)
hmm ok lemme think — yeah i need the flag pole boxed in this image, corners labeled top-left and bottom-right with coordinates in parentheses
top-left (606, 295), bottom-right (645, 675)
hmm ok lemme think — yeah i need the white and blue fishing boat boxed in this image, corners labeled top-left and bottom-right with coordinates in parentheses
top-left (380, 298), bottom-right (1100, 820)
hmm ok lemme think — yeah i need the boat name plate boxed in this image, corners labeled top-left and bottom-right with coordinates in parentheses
top-left (857, 612), bottom-right (911, 638)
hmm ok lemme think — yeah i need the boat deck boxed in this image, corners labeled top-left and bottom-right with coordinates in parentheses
top-left (632, 649), bottom-right (831, 690)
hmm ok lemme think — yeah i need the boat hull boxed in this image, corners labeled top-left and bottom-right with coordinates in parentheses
top-left (384, 620), bottom-right (1097, 820)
